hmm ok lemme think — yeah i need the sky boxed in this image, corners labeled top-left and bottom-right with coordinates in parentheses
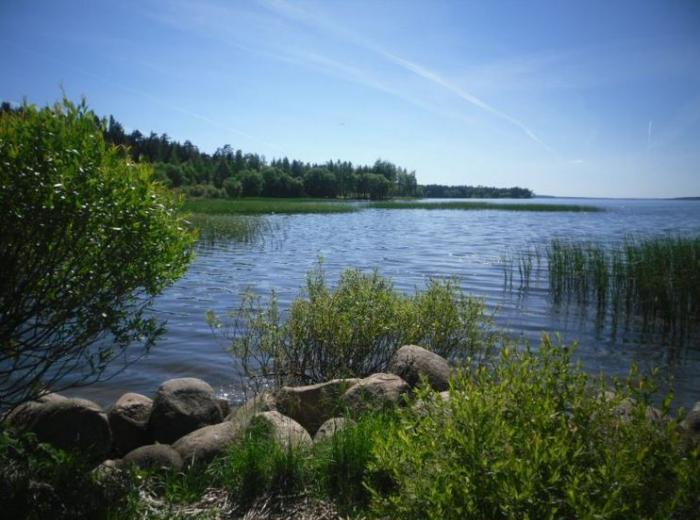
top-left (1, 0), bottom-right (699, 198)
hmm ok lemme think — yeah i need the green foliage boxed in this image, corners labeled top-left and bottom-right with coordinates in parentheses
top-left (547, 236), bottom-right (700, 338)
top-left (0, 99), bottom-right (196, 408)
top-left (366, 338), bottom-right (700, 519)
top-left (212, 264), bottom-right (493, 388)
top-left (312, 412), bottom-right (395, 510)
top-left (183, 197), bottom-right (357, 215)
top-left (239, 169), bottom-right (263, 196)
top-left (0, 430), bottom-right (133, 519)
top-left (207, 419), bottom-right (309, 508)
top-left (221, 176), bottom-right (242, 198)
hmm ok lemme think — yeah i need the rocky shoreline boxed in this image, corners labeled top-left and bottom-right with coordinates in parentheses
top-left (4, 344), bottom-right (700, 475)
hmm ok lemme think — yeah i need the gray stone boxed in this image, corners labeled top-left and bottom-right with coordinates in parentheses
top-left (340, 373), bottom-right (410, 413)
top-left (123, 444), bottom-right (183, 471)
top-left (6, 396), bottom-right (111, 460)
top-left (313, 417), bottom-right (355, 443)
top-left (681, 401), bottom-right (700, 442)
top-left (276, 379), bottom-right (359, 435)
top-left (108, 392), bottom-right (152, 455)
top-left (149, 378), bottom-right (223, 444)
top-left (250, 411), bottom-right (312, 448)
top-left (173, 421), bottom-right (243, 467)
top-left (388, 345), bottom-right (451, 391)
top-left (226, 392), bottom-right (277, 427)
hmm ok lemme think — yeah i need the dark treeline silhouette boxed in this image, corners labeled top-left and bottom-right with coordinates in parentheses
top-left (102, 115), bottom-right (416, 200)
top-left (422, 184), bottom-right (533, 198)
top-left (1, 102), bottom-right (533, 200)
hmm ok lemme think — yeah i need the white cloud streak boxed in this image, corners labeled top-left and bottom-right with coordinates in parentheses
top-left (258, 0), bottom-right (550, 150)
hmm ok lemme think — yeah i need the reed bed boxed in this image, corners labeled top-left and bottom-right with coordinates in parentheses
top-left (183, 198), bottom-right (357, 215)
top-left (546, 236), bottom-right (700, 337)
top-left (185, 213), bottom-right (272, 243)
top-left (370, 201), bottom-right (602, 212)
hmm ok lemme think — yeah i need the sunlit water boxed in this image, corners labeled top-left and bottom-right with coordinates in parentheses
top-left (69, 198), bottom-right (700, 409)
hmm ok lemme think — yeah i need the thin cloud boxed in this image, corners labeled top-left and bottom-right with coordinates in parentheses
top-left (259, 0), bottom-right (550, 150)
top-left (647, 120), bottom-right (653, 150)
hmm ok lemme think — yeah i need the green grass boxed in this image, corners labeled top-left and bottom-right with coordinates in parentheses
top-left (185, 213), bottom-right (271, 243)
top-left (183, 197), bottom-right (358, 215)
top-left (546, 236), bottom-right (700, 337)
top-left (369, 201), bottom-right (603, 212)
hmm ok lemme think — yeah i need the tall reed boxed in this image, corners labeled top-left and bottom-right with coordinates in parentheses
top-left (545, 236), bottom-right (700, 339)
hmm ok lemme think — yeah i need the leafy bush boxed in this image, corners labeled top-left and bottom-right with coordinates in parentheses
top-left (222, 177), bottom-right (242, 198)
top-left (181, 183), bottom-right (224, 198)
top-left (0, 430), bottom-right (133, 519)
top-left (367, 337), bottom-right (700, 519)
top-left (0, 99), bottom-right (196, 408)
top-left (211, 264), bottom-right (494, 388)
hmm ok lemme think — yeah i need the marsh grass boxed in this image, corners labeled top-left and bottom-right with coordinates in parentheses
top-left (369, 201), bottom-right (602, 212)
top-left (183, 198), bottom-right (358, 215)
top-left (546, 236), bottom-right (700, 338)
top-left (185, 213), bottom-right (272, 243)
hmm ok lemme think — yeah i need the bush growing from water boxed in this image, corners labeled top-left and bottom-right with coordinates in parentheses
top-left (210, 264), bottom-right (494, 388)
top-left (367, 337), bottom-right (700, 519)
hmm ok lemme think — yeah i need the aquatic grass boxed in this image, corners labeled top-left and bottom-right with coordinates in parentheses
top-left (183, 198), bottom-right (358, 215)
top-left (546, 236), bottom-right (700, 339)
top-left (185, 213), bottom-right (272, 243)
top-left (369, 201), bottom-right (603, 212)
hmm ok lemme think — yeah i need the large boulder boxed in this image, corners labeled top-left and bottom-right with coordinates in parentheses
top-left (276, 379), bottom-right (359, 435)
top-left (226, 392), bottom-right (277, 427)
top-left (250, 411), bottom-right (312, 448)
top-left (108, 392), bottom-right (153, 455)
top-left (173, 421), bottom-right (243, 467)
top-left (313, 417), bottom-right (355, 443)
top-left (123, 444), bottom-right (183, 471)
top-left (340, 373), bottom-right (410, 413)
top-left (149, 378), bottom-right (223, 444)
top-left (388, 345), bottom-right (451, 391)
top-left (6, 395), bottom-right (111, 460)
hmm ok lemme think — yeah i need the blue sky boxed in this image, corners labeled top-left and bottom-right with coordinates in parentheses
top-left (2, 0), bottom-right (699, 197)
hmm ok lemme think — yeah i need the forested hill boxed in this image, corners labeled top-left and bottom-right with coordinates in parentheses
top-left (1, 101), bottom-right (531, 200)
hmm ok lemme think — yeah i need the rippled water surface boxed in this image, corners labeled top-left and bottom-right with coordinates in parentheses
top-left (72, 199), bottom-right (700, 408)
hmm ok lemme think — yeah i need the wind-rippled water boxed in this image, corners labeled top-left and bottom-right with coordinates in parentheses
top-left (71, 198), bottom-right (700, 408)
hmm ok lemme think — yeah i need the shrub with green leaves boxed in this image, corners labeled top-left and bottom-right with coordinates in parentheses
top-left (367, 337), bottom-right (700, 519)
top-left (211, 264), bottom-right (494, 388)
top-left (0, 99), bottom-right (196, 408)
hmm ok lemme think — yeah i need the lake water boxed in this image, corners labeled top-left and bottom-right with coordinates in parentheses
top-left (71, 198), bottom-right (700, 409)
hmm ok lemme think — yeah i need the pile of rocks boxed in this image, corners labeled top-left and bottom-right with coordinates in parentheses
top-left (6, 343), bottom-right (700, 473)
top-left (4, 345), bottom-right (452, 471)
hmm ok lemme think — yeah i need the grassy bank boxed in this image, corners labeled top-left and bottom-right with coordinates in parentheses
top-left (369, 201), bottom-right (603, 212)
top-left (183, 198), bottom-right (358, 215)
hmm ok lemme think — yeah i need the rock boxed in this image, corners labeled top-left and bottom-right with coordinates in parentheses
top-left (123, 444), bottom-right (183, 471)
top-left (217, 398), bottom-right (231, 419)
top-left (108, 393), bottom-right (152, 455)
top-left (313, 417), bottom-right (355, 443)
top-left (173, 421), bottom-right (243, 467)
top-left (388, 345), bottom-right (451, 391)
top-left (250, 411), bottom-right (312, 448)
top-left (601, 391), bottom-right (662, 424)
top-left (440, 391), bottom-right (450, 401)
top-left (149, 378), bottom-right (223, 444)
top-left (341, 373), bottom-right (410, 413)
top-left (226, 392), bottom-right (277, 427)
top-left (276, 379), bottom-right (360, 435)
top-left (681, 401), bottom-right (700, 442)
top-left (6, 396), bottom-right (111, 460)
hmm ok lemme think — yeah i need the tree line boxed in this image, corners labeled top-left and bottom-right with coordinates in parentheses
top-left (1, 102), bottom-right (533, 200)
